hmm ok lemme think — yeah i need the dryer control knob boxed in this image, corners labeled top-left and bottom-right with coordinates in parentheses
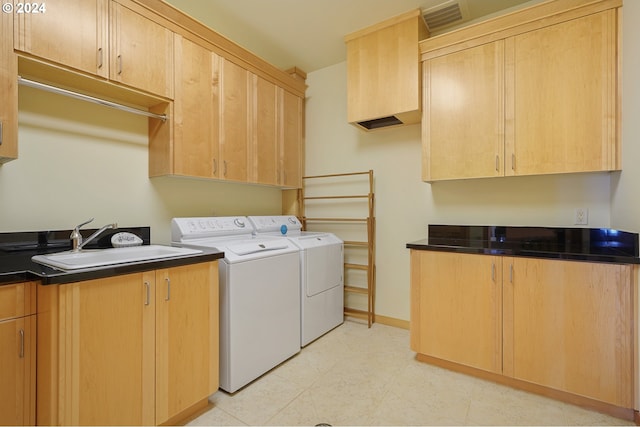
top-left (280, 224), bottom-right (288, 235)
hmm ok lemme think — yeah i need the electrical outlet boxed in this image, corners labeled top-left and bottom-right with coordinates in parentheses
top-left (574, 208), bottom-right (589, 225)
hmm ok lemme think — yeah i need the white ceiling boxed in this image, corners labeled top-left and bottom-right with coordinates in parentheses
top-left (164, 0), bottom-right (535, 73)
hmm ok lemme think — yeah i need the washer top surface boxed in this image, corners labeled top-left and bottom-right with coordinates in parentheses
top-left (171, 217), bottom-right (300, 262)
top-left (247, 216), bottom-right (343, 249)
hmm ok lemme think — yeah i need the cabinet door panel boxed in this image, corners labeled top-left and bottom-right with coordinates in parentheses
top-left (155, 263), bottom-right (219, 424)
top-left (253, 75), bottom-right (278, 185)
top-left (56, 273), bottom-right (155, 426)
top-left (506, 10), bottom-right (617, 175)
top-left (14, 0), bottom-right (108, 78)
top-left (0, 316), bottom-right (34, 426)
top-left (173, 36), bottom-right (218, 178)
top-left (220, 58), bottom-right (249, 182)
top-left (423, 41), bottom-right (504, 181)
top-left (111, 2), bottom-right (173, 98)
top-left (280, 89), bottom-right (303, 188)
top-left (410, 251), bottom-right (502, 373)
top-left (503, 258), bottom-right (633, 407)
top-left (1, 4), bottom-right (18, 162)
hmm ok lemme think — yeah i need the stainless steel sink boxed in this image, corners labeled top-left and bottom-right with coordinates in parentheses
top-left (32, 245), bottom-right (203, 270)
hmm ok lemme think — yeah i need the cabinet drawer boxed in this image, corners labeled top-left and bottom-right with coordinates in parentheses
top-left (0, 282), bottom-right (36, 321)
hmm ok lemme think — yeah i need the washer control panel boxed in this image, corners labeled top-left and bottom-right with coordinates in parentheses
top-left (247, 216), bottom-right (302, 233)
top-left (171, 216), bottom-right (251, 241)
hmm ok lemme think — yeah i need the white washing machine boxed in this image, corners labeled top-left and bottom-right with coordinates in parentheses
top-left (171, 216), bottom-right (301, 393)
top-left (248, 215), bottom-right (344, 346)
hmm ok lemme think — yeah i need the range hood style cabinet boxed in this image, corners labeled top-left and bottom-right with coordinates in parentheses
top-left (420, 0), bottom-right (621, 182)
top-left (1, 0), bottom-right (306, 189)
top-left (345, 9), bottom-right (429, 131)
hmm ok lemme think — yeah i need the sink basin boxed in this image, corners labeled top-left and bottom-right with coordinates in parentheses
top-left (32, 245), bottom-right (203, 270)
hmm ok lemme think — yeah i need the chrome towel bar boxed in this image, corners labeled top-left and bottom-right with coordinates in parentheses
top-left (18, 76), bottom-right (167, 122)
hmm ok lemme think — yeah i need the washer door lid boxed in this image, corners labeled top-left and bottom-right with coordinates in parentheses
top-left (227, 241), bottom-right (290, 256)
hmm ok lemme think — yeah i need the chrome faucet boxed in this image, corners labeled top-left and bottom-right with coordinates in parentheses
top-left (70, 218), bottom-right (118, 252)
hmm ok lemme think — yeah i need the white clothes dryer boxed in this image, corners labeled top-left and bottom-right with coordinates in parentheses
top-left (171, 216), bottom-right (301, 393)
top-left (248, 215), bottom-right (344, 346)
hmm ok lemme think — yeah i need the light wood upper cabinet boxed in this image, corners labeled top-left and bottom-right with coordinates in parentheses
top-left (279, 88), bottom-right (303, 188)
top-left (14, 0), bottom-right (173, 99)
top-left (150, 39), bottom-right (305, 188)
top-left (8, 0), bottom-right (305, 186)
top-left (110, 2), bottom-right (173, 98)
top-left (503, 257), bottom-right (633, 408)
top-left (253, 75), bottom-right (279, 186)
top-left (423, 40), bottom-right (504, 181)
top-left (0, 6), bottom-right (18, 163)
top-left (14, 0), bottom-right (109, 78)
top-left (220, 58), bottom-right (250, 182)
top-left (345, 9), bottom-right (428, 131)
top-left (420, 0), bottom-right (621, 181)
top-left (166, 35), bottom-right (219, 179)
top-left (410, 251), bottom-right (503, 374)
top-left (251, 78), bottom-right (304, 188)
top-left (37, 262), bottom-right (219, 426)
top-left (0, 282), bottom-right (37, 426)
top-left (505, 10), bottom-right (618, 176)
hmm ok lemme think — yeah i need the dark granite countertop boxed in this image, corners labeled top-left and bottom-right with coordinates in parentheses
top-left (407, 225), bottom-right (640, 265)
top-left (0, 227), bottom-right (224, 286)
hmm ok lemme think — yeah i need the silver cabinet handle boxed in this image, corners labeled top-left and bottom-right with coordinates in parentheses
top-left (509, 264), bottom-right (514, 283)
top-left (144, 281), bottom-right (151, 306)
top-left (165, 277), bottom-right (171, 301)
top-left (19, 329), bottom-right (24, 358)
top-left (97, 48), bottom-right (103, 69)
top-left (223, 160), bottom-right (228, 177)
top-left (213, 158), bottom-right (218, 175)
top-left (117, 55), bottom-right (123, 75)
top-left (511, 153), bottom-right (516, 171)
top-left (495, 155), bottom-right (499, 172)
top-left (491, 262), bottom-right (496, 281)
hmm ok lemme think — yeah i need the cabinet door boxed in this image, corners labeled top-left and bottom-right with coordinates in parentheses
top-left (505, 10), bottom-right (618, 176)
top-left (220, 58), bottom-right (249, 182)
top-left (13, 0), bottom-right (108, 78)
top-left (0, 5), bottom-right (18, 163)
top-left (410, 250), bottom-right (502, 373)
top-left (155, 262), bottom-right (219, 425)
top-left (110, 2), bottom-right (173, 98)
top-left (503, 258), bottom-right (633, 407)
top-left (0, 316), bottom-right (35, 426)
top-left (253, 75), bottom-right (279, 185)
top-left (52, 273), bottom-right (156, 426)
top-left (422, 40), bottom-right (504, 181)
top-left (173, 35), bottom-right (219, 178)
top-left (280, 89), bottom-right (303, 188)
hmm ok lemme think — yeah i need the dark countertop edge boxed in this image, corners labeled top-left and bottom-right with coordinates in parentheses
top-left (406, 241), bottom-right (640, 265)
top-left (0, 250), bottom-right (224, 286)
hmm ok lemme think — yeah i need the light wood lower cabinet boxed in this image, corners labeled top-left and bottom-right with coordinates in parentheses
top-left (410, 250), bottom-right (635, 410)
top-left (37, 262), bottom-right (219, 426)
top-left (503, 257), bottom-right (634, 408)
top-left (410, 251), bottom-right (502, 373)
top-left (0, 282), bottom-right (36, 426)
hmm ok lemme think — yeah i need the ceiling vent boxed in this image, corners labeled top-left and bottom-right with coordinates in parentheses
top-left (422, 0), bottom-right (469, 31)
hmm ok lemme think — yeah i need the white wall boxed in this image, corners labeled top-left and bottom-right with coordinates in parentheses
top-left (305, 59), bottom-right (616, 321)
top-left (0, 86), bottom-right (283, 243)
top-left (611, 1), bottom-right (640, 233)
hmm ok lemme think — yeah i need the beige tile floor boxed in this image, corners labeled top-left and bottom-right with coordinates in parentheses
top-left (188, 320), bottom-right (635, 426)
